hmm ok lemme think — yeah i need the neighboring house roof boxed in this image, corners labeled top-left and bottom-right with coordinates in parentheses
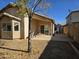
top-left (66, 10), bottom-right (79, 19)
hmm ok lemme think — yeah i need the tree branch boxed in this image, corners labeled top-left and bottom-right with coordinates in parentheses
top-left (32, 0), bottom-right (42, 13)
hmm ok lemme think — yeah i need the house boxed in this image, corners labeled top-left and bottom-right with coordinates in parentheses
top-left (0, 3), bottom-right (55, 39)
top-left (63, 24), bottom-right (68, 35)
top-left (55, 24), bottom-right (63, 33)
top-left (66, 10), bottom-right (79, 43)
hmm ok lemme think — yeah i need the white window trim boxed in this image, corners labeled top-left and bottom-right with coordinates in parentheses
top-left (14, 22), bottom-right (20, 31)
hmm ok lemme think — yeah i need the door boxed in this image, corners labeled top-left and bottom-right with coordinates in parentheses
top-left (40, 25), bottom-right (44, 34)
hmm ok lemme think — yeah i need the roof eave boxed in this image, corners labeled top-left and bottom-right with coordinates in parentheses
top-left (3, 12), bottom-right (21, 21)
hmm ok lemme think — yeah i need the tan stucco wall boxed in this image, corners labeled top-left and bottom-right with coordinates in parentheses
top-left (31, 19), bottom-right (39, 35)
top-left (0, 16), bottom-right (12, 39)
top-left (31, 19), bottom-right (53, 35)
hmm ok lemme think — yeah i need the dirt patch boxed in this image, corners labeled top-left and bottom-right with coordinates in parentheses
top-left (0, 40), bottom-right (49, 59)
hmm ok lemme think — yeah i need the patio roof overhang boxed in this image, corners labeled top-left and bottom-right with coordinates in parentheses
top-left (32, 13), bottom-right (54, 23)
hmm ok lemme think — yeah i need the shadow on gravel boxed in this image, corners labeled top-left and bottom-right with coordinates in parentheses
top-left (39, 35), bottom-right (79, 59)
top-left (72, 41), bottom-right (79, 50)
top-left (0, 47), bottom-right (28, 52)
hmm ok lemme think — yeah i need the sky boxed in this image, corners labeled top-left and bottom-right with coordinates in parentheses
top-left (0, 0), bottom-right (79, 25)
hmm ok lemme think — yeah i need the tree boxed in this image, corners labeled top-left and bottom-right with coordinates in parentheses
top-left (16, 0), bottom-right (51, 53)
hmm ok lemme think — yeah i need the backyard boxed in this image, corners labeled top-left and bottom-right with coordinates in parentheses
top-left (0, 35), bottom-right (51, 59)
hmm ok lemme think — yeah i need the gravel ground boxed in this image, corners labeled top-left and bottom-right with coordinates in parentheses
top-left (0, 34), bottom-right (79, 59)
top-left (39, 41), bottom-right (79, 59)
top-left (39, 34), bottom-right (79, 59)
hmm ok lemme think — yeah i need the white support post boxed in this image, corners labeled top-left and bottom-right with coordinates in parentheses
top-left (24, 13), bottom-right (29, 39)
top-left (53, 24), bottom-right (55, 35)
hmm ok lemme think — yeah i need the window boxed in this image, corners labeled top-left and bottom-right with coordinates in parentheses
top-left (44, 25), bottom-right (48, 32)
top-left (3, 23), bottom-right (6, 31)
top-left (14, 22), bottom-right (19, 31)
top-left (7, 25), bottom-right (11, 31)
top-left (2, 23), bottom-right (11, 31)
top-left (44, 25), bottom-right (49, 34)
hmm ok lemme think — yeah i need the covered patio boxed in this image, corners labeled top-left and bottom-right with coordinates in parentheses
top-left (31, 14), bottom-right (54, 37)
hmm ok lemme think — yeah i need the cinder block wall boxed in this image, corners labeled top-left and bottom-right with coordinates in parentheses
top-left (69, 23), bottom-right (79, 43)
top-left (73, 23), bottom-right (79, 43)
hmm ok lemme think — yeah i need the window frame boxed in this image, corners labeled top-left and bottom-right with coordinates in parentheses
top-left (14, 22), bottom-right (19, 31)
top-left (2, 23), bottom-right (12, 32)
